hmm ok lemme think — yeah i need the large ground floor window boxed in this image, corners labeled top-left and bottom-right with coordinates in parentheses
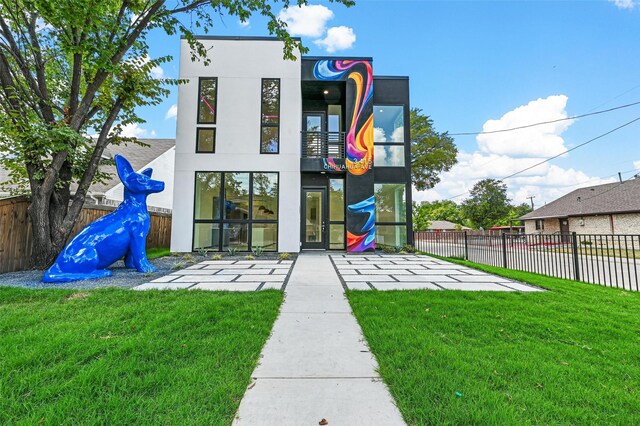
top-left (375, 183), bottom-right (408, 247)
top-left (193, 172), bottom-right (278, 251)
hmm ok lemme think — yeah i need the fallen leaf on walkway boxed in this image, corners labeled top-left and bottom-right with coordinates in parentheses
top-left (319, 419), bottom-right (328, 425)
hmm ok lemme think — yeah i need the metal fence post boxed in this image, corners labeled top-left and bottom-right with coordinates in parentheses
top-left (572, 232), bottom-right (580, 282)
top-left (464, 231), bottom-right (469, 261)
top-left (502, 233), bottom-right (508, 268)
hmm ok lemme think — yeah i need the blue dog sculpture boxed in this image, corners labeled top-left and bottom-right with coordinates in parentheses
top-left (43, 154), bottom-right (165, 283)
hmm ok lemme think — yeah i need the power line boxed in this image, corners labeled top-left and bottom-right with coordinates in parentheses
top-left (449, 100), bottom-right (640, 136)
top-left (500, 115), bottom-right (640, 181)
top-left (443, 115), bottom-right (640, 201)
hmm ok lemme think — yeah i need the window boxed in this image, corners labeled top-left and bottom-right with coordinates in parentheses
top-left (194, 172), bottom-right (279, 251)
top-left (261, 79), bottom-right (280, 153)
top-left (535, 219), bottom-right (545, 230)
top-left (375, 183), bottom-right (407, 247)
top-left (374, 105), bottom-right (405, 167)
top-left (196, 128), bottom-right (215, 153)
top-left (198, 78), bottom-right (217, 124)
top-left (329, 179), bottom-right (345, 249)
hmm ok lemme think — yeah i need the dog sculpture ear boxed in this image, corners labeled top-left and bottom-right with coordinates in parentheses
top-left (115, 155), bottom-right (135, 184)
top-left (141, 168), bottom-right (153, 178)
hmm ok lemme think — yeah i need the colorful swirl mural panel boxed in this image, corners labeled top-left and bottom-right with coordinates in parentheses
top-left (313, 59), bottom-right (375, 252)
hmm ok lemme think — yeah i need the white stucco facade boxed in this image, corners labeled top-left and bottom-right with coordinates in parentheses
top-left (170, 38), bottom-right (301, 253)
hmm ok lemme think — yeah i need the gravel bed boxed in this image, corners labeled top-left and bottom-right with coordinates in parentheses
top-left (0, 253), bottom-right (297, 290)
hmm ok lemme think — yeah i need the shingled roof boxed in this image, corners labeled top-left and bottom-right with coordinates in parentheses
top-left (520, 178), bottom-right (640, 220)
top-left (0, 139), bottom-right (174, 196)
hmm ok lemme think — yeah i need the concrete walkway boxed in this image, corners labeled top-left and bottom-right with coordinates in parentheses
top-left (232, 253), bottom-right (406, 425)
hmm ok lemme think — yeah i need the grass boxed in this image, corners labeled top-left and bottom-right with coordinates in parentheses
top-left (146, 247), bottom-right (171, 259)
top-left (0, 288), bottom-right (283, 425)
top-left (347, 259), bottom-right (640, 425)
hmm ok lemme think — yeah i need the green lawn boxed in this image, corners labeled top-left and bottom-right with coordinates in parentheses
top-left (348, 259), bottom-right (640, 425)
top-left (0, 288), bottom-right (283, 425)
top-left (146, 247), bottom-right (171, 259)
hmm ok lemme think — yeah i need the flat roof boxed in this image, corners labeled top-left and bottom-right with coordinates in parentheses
top-left (182, 35), bottom-right (301, 41)
top-left (374, 75), bottom-right (409, 80)
top-left (302, 56), bottom-right (374, 62)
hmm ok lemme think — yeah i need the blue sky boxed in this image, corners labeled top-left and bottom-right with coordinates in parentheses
top-left (137, 0), bottom-right (640, 206)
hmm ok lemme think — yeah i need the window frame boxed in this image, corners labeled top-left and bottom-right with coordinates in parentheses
top-left (374, 182), bottom-right (408, 247)
top-left (195, 127), bottom-right (216, 153)
top-left (373, 104), bottom-right (406, 167)
top-left (328, 177), bottom-right (346, 250)
top-left (260, 78), bottom-right (281, 154)
top-left (535, 219), bottom-right (545, 230)
top-left (197, 77), bottom-right (218, 125)
top-left (192, 171), bottom-right (280, 252)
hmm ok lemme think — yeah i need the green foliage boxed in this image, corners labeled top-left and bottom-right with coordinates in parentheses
top-left (413, 200), bottom-right (467, 230)
top-left (244, 255), bottom-right (255, 260)
top-left (495, 202), bottom-right (532, 226)
top-left (410, 108), bottom-right (458, 191)
top-left (196, 247), bottom-right (210, 257)
top-left (0, 288), bottom-right (282, 424)
top-left (182, 253), bottom-right (195, 264)
top-left (227, 247), bottom-right (238, 256)
top-left (171, 261), bottom-right (186, 270)
top-left (278, 252), bottom-right (291, 260)
top-left (210, 254), bottom-right (222, 261)
top-left (252, 246), bottom-right (264, 257)
top-left (461, 179), bottom-right (512, 230)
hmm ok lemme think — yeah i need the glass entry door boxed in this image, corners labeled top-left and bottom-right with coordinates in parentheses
top-left (302, 188), bottom-right (327, 249)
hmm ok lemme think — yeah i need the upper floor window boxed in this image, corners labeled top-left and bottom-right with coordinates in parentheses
top-left (261, 78), bottom-right (280, 154)
top-left (374, 105), bottom-right (405, 167)
top-left (198, 77), bottom-right (217, 124)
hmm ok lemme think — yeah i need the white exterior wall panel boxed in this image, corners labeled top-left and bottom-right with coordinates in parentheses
top-left (171, 38), bottom-right (301, 253)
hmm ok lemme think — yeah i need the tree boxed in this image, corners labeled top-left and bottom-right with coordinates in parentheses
top-left (495, 202), bottom-right (532, 226)
top-left (412, 200), bottom-right (465, 231)
top-left (0, 0), bottom-right (353, 268)
top-left (461, 179), bottom-right (511, 230)
top-left (410, 108), bottom-right (458, 191)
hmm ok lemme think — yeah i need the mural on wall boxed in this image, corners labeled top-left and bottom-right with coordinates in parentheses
top-left (43, 155), bottom-right (165, 283)
top-left (313, 59), bottom-right (375, 251)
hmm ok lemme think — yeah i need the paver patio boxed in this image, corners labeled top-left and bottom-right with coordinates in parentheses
top-left (330, 254), bottom-right (543, 292)
top-left (132, 259), bottom-right (295, 291)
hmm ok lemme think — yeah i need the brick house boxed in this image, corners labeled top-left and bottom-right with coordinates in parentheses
top-left (520, 178), bottom-right (640, 235)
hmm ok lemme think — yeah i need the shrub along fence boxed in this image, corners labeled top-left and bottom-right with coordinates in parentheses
top-left (0, 196), bottom-right (171, 274)
top-left (415, 231), bottom-right (640, 291)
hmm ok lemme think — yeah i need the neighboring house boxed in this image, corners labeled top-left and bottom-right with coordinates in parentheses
top-left (490, 225), bottom-right (525, 234)
top-left (520, 178), bottom-right (640, 235)
top-left (171, 36), bottom-right (412, 253)
top-left (425, 220), bottom-right (471, 232)
top-left (0, 138), bottom-right (175, 212)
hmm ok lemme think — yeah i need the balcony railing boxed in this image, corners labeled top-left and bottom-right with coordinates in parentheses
top-left (301, 131), bottom-right (345, 158)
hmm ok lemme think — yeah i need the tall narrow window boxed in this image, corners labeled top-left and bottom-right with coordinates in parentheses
top-left (198, 78), bottom-right (217, 124)
top-left (261, 79), bottom-right (280, 153)
top-left (196, 128), bottom-right (215, 153)
top-left (374, 105), bottom-right (405, 167)
top-left (375, 183), bottom-right (408, 247)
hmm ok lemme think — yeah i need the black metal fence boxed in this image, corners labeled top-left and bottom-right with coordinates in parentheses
top-left (301, 131), bottom-right (346, 158)
top-left (414, 231), bottom-right (640, 291)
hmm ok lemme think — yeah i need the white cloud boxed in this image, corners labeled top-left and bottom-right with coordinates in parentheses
top-left (278, 4), bottom-right (334, 37)
top-left (314, 26), bottom-right (356, 53)
top-left (238, 18), bottom-right (250, 28)
top-left (610, 0), bottom-right (636, 10)
top-left (634, 159), bottom-right (640, 170)
top-left (374, 127), bottom-right (387, 143)
top-left (139, 54), bottom-right (164, 79)
top-left (413, 95), bottom-right (615, 206)
top-left (120, 123), bottom-right (151, 138)
top-left (477, 95), bottom-right (572, 158)
top-left (165, 104), bottom-right (177, 120)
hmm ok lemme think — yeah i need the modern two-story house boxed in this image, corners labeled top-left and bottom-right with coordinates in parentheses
top-left (170, 36), bottom-right (412, 253)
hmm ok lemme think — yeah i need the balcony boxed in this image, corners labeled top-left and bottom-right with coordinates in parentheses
top-left (301, 131), bottom-right (345, 159)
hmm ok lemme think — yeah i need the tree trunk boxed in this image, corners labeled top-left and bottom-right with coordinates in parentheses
top-left (28, 186), bottom-right (82, 270)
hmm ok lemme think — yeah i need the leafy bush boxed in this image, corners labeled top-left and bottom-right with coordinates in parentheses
top-left (252, 246), bottom-right (264, 257)
top-left (182, 253), bottom-right (195, 264)
top-left (227, 247), bottom-right (238, 256)
top-left (171, 261), bottom-right (186, 270)
top-left (211, 254), bottom-right (222, 261)
top-left (196, 247), bottom-right (210, 257)
top-left (244, 255), bottom-right (255, 260)
top-left (278, 252), bottom-right (291, 260)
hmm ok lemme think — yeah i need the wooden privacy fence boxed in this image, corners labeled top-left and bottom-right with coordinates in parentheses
top-left (0, 196), bottom-right (171, 274)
